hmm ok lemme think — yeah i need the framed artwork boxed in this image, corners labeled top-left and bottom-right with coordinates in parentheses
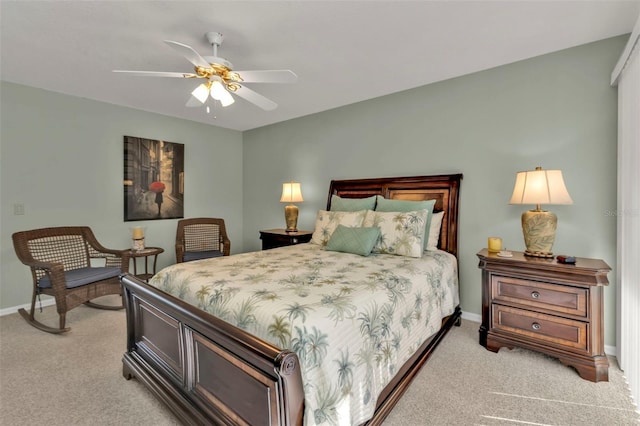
top-left (123, 136), bottom-right (184, 221)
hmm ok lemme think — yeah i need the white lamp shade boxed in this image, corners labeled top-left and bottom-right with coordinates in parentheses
top-left (218, 89), bottom-right (235, 107)
top-left (191, 83), bottom-right (210, 104)
top-left (509, 168), bottom-right (573, 205)
top-left (209, 80), bottom-right (227, 101)
top-left (209, 77), bottom-right (235, 107)
top-left (280, 182), bottom-right (304, 203)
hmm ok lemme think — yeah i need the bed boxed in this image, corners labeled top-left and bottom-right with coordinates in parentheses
top-left (120, 173), bottom-right (462, 425)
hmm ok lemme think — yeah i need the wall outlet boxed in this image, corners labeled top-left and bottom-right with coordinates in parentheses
top-left (13, 203), bottom-right (25, 215)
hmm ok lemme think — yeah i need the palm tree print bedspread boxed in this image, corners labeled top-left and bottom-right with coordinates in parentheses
top-left (149, 243), bottom-right (459, 425)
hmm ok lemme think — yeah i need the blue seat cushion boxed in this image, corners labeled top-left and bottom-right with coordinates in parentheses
top-left (38, 267), bottom-right (121, 289)
top-left (183, 250), bottom-right (224, 262)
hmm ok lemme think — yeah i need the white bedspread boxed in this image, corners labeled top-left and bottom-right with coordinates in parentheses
top-left (148, 243), bottom-right (459, 425)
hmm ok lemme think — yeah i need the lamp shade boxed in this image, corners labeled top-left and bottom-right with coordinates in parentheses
top-left (191, 82), bottom-right (210, 104)
top-left (210, 77), bottom-right (235, 106)
top-left (509, 167), bottom-right (573, 206)
top-left (280, 182), bottom-right (304, 203)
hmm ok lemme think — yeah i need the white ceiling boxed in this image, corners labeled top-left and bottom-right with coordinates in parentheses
top-left (1, 1), bottom-right (638, 132)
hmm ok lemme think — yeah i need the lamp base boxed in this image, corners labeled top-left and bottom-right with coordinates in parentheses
top-left (524, 249), bottom-right (555, 258)
top-left (521, 209), bottom-right (557, 258)
top-left (284, 204), bottom-right (299, 233)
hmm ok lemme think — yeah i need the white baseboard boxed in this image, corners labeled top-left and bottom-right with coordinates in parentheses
top-left (461, 311), bottom-right (481, 323)
top-left (0, 297), bottom-right (55, 317)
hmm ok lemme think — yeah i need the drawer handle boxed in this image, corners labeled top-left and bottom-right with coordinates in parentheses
top-left (532, 322), bottom-right (541, 331)
top-left (531, 291), bottom-right (540, 299)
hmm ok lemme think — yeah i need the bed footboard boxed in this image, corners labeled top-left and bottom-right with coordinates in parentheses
top-left (120, 273), bottom-right (304, 426)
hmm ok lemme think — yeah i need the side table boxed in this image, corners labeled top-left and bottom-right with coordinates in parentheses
top-left (128, 247), bottom-right (164, 281)
top-left (259, 229), bottom-right (313, 250)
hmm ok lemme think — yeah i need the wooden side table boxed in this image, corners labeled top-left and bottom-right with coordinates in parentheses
top-left (259, 229), bottom-right (313, 250)
top-left (128, 247), bottom-right (164, 281)
top-left (477, 249), bottom-right (611, 382)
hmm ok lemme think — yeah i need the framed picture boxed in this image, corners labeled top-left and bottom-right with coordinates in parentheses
top-left (123, 136), bottom-right (184, 221)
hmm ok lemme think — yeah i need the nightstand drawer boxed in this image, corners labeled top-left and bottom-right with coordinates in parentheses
top-left (491, 275), bottom-right (587, 317)
top-left (492, 305), bottom-right (587, 351)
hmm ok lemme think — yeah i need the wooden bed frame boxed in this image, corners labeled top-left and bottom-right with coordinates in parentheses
top-left (120, 174), bottom-right (463, 426)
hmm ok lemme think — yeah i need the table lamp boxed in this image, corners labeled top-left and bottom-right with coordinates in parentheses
top-left (280, 182), bottom-right (303, 232)
top-left (509, 166), bottom-right (573, 257)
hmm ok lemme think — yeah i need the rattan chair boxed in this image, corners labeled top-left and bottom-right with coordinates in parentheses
top-left (12, 226), bottom-right (130, 334)
top-left (175, 218), bottom-right (230, 263)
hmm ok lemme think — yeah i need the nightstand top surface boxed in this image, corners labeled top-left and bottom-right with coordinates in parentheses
top-left (260, 229), bottom-right (313, 236)
top-left (477, 248), bottom-right (611, 273)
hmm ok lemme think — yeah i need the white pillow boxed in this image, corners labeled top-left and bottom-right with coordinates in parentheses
top-left (310, 210), bottom-right (368, 246)
top-left (426, 211), bottom-right (444, 251)
top-left (363, 209), bottom-right (428, 258)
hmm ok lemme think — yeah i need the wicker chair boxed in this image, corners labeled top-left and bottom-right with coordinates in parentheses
top-left (12, 226), bottom-right (130, 334)
top-left (175, 218), bottom-right (230, 263)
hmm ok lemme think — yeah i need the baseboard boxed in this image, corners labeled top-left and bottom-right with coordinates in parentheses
top-left (604, 344), bottom-right (618, 357)
top-left (0, 297), bottom-right (55, 317)
top-left (461, 311), bottom-right (481, 323)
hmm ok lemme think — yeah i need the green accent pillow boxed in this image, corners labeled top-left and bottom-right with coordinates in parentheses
top-left (325, 225), bottom-right (381, 256)
top-left (330, 195), bottom-right (377, 211)
top-left (375, 196), bottom-right (436, 250)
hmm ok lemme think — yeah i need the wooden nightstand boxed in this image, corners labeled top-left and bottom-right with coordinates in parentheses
top-left (477, 249), bottom-right (611, 382)
top-left (259, 229), bottom-right (313, 250)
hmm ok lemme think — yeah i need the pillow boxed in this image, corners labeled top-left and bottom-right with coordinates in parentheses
top-left (426, 211), bottom-right (444, 251)
top-left (363, 209), bottom-right (428, 258)
top-left (375, 196), bottom-right (436, 250)
top-left (325, 225), bottom-right (381, 256)
top-left (330, 195), bottom-right (377, 212)
top-left (310, 210), bottom-right (368, 246)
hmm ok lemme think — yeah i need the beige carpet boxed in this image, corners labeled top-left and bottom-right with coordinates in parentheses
top-left (1, 296), bottom-right (638, 425)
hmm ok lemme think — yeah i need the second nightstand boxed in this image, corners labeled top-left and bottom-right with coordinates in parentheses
top-left (259, 229), bottom-right (313, 250)
top-left (477, 248), bottom-right (611, 382)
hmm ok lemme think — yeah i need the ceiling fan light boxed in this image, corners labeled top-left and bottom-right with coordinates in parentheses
top-left (219, 90), bottom-right (235, 107)
top-left (191, 83), bottom-right (210, 103)
top-left (209, 80), bottom-right (227, 101)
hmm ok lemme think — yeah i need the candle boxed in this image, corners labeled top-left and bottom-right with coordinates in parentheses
top-left (132, 227), bottom-right (144, 239)
top-left (488, 237), bottom-right (502, 253)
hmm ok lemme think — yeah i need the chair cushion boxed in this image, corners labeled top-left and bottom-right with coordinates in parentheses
top-left (38, 267), bottom-right (121, 289)
top-left (183, 250), bottom-right (224, 262)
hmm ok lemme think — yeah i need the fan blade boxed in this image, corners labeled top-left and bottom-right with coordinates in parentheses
top-left (232, 85), bottom-right (278, 111)
top-left (232, 70), bottom-right (297, 83)
top-left (164, 40), bottom-right (211, 69)
top-left (113, 70), bottom-right (198, 78)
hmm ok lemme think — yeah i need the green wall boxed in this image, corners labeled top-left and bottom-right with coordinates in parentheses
top-left (242, 36), bottom-right (625, 347)
top-left (0, 82), bottom-right (243, 309)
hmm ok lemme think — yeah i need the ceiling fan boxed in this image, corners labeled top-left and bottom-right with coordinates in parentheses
top-left (113, 32), bottom-right (297, 111)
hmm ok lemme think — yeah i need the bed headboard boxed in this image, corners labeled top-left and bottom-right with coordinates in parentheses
top-left (327, 174), bottom-right (462, 257)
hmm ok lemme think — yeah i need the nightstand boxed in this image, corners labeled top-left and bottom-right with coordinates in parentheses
top-left (259, 229), bottom-right (313, 250)
top-left (477, 249), bottom-right (611, 382)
